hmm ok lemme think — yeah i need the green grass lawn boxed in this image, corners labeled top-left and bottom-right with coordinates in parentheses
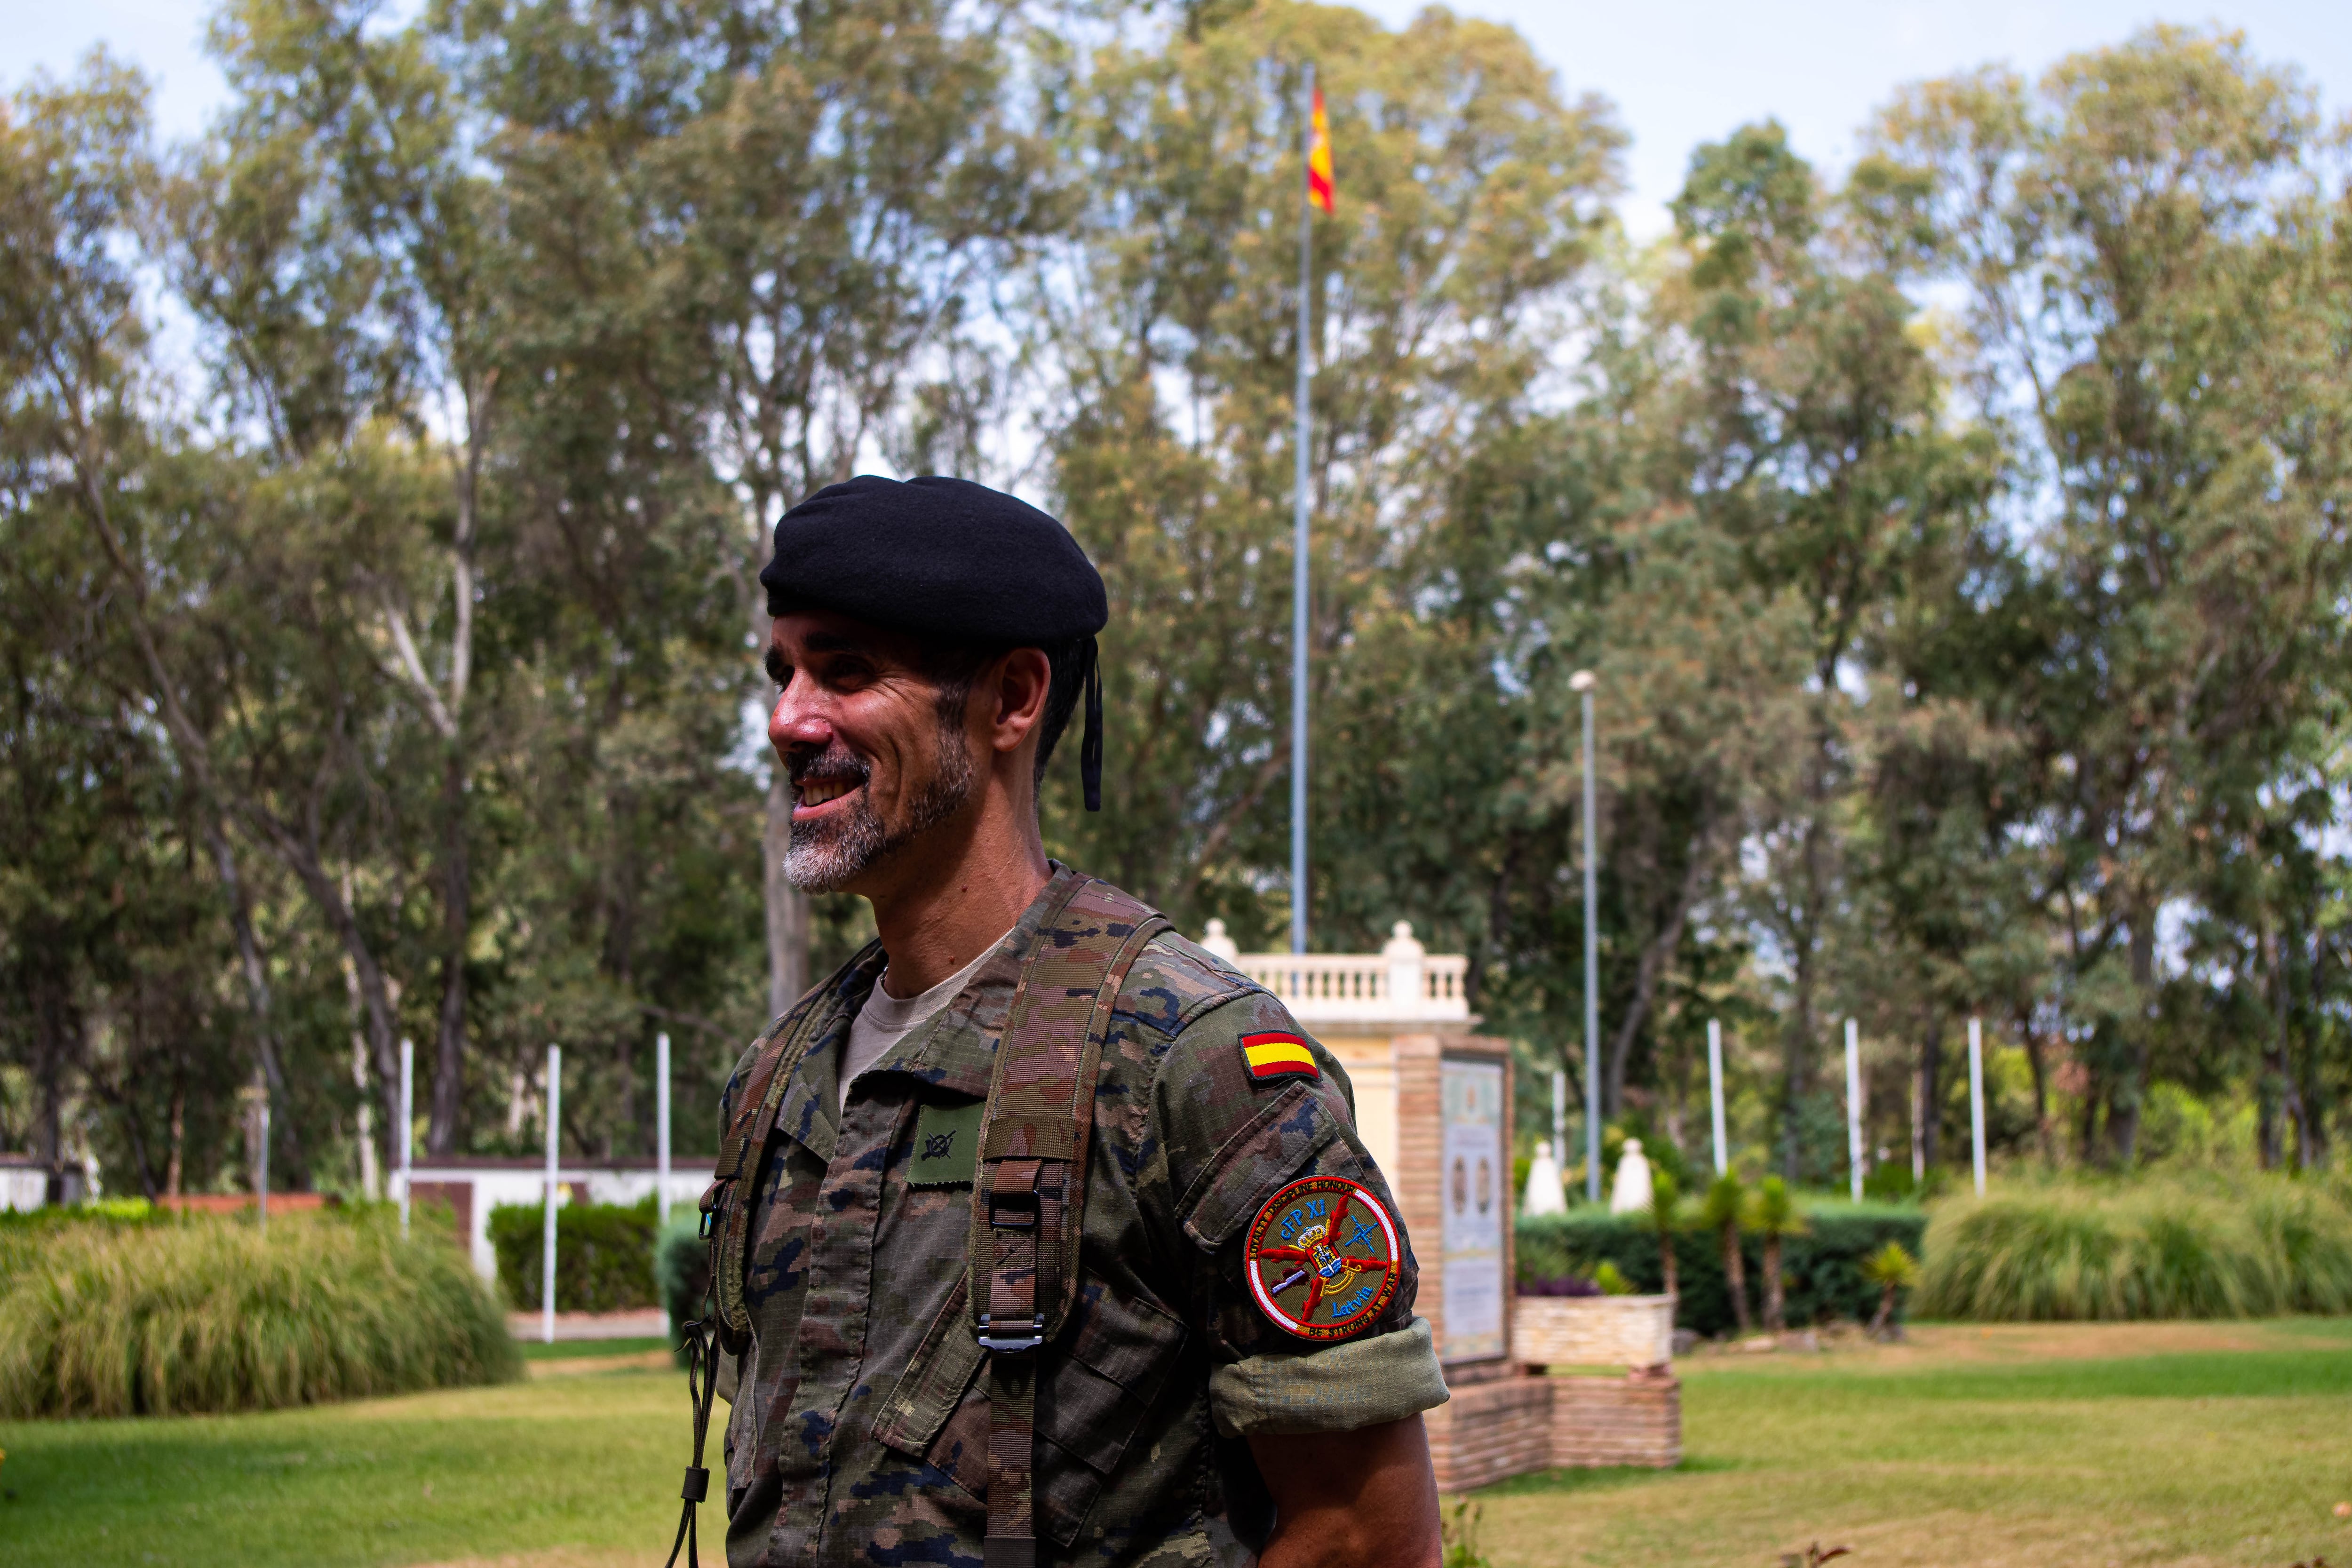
top-left (1, 1321), bottom-right (2348, 1568)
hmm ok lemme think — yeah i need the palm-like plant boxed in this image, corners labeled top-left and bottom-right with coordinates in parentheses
top-left (1860, 1241), bottom-right (1921, 1338)
top-left (1699, 1171), bottom-right (1751, 1334)
top-left (1751, 1176), bottom-right (1808, 1332)
top-left (1644, 1167), bottom-right (1682, 1299)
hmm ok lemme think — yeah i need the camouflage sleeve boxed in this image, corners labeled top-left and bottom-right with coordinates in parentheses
top-left (1147, 987), bottom-right (1449, 1439)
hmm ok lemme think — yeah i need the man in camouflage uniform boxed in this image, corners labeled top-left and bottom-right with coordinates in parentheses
top-left (711, 476), bottom-right (1447, 1567)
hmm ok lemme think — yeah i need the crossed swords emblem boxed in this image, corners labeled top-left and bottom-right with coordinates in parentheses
top-left (1257, 1187), bottom-right (1390, 1320)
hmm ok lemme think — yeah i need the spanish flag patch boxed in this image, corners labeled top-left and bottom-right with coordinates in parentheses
top-left (1241, 1032), bottom-right (1319, 1084)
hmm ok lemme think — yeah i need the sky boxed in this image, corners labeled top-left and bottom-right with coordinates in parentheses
top-left (8, 0), bottom-right (2348, 237)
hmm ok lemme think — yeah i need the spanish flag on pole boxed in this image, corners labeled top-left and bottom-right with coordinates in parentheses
top-left (1307, 83), bottom-right (1336, 214)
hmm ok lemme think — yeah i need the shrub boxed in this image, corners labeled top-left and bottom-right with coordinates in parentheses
top-left (0, 1208), bottom-right (517, 1417)
top-left (1518, 1199), bottom-right (1927, 1337)
top-left (489, 1195), bottom-right (660, 1312)
top-left (1916, 1176), bottom-right (2352, 1321)
top-left (656, 1214), bottom-right (710, 1353)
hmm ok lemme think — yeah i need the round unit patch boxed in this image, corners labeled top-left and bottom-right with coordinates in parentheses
top-left (1243, 1176), bottom-right (1401, 1341)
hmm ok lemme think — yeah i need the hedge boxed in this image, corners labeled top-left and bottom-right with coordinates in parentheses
top-left (488, 1196), bottom-right (660, 1312)
top-left (1516, 1200), bottom-right (1928, 1338)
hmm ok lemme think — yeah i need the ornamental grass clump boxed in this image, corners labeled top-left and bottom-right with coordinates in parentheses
top-left (0, 1208), bottom-right (519, 1418)
top-left (1917, 1176), bottom-right (2352, 1321)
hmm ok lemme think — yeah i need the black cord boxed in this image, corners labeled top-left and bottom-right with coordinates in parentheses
top-left (665, 1290), bottom-right (720, 1568)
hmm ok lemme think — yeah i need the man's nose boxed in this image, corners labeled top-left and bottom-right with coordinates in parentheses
top-left (769, 673), bottom-right (834, 753)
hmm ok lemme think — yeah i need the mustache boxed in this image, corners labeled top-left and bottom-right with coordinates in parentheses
top-left (787, 744), bottom-right (870, 790)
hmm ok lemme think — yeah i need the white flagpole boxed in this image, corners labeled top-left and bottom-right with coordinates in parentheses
top-left (1969, 1017), bottom-right (1987, 1197)
top-left (1290, 60), bottom-right (1315, 958)
top-left (398, 1036), bottom-right (413, 1237)
top-left (1845, 1018), bottom-right (1865, 1202)
top-left (256, 1098), bottom-right (270, 1233)
top-left (656, 1032), bottom-right (672, 1227)
top-left (543, 1043), bottom-right (561, 1346)
top-left (1708, 1018), bottom-right (1728, 1175)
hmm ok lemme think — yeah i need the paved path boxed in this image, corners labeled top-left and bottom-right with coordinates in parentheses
top-left (506, 1308), bottom-right (668, 1341)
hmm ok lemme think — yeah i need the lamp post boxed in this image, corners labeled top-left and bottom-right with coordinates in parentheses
top-left (1571, 668), bottom-right (1599, 1203)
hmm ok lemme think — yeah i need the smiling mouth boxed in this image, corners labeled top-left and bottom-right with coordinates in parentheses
top-left (795, 776), bottom-right (861, 812)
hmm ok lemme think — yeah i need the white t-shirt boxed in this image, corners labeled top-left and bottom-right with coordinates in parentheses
top-left (838, 937), bottom-right (1004, 1112)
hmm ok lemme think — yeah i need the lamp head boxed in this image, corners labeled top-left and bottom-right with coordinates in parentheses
top-left (1569, 669), bottom-right (1597, 692)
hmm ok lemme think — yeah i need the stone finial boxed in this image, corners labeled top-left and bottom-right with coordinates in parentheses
top-left (1380, 921), bottom-right (1425, 960)
top-left (1200, 918), bottom-right (1241, 963)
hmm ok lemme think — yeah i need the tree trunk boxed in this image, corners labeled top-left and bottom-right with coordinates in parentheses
top-left (430, 744), bottom-right (469, 1155)
top-left (206, 815), bottom-right (307, 1185)
top-left (30, 966), bottom-right (72, 1198)
top-left (1869, 1283), bottom-right (1896, 1338)
top-left (2016, 1004), bottom-right (2056, 1168)
top-left (270, 819), bottom-right (404, 1175)
top-left (2110, 909), bottom-right (2157, 1165)
top-left (1659, 1232), bottom-right (1678, 1299)
top-left (1720, 1224), bottom-right (1751, 1334)
top-left (1762, 1234), bottom-right (1786, 1331)
top-left (1604, 826), bottom-right (1715, 1115)
top-left (764, 775), bottom-right (812, 1018)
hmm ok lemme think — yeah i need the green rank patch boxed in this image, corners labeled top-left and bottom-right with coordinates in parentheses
top-left (907, 1098), bottom-right (984, 1187)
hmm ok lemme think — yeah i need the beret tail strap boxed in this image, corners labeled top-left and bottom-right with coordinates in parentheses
top-left (1081, 637), bottom-right (1103, 812)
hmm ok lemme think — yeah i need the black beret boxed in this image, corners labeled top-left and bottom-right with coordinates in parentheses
top-left (758, 474), bottom-right (1106, 645)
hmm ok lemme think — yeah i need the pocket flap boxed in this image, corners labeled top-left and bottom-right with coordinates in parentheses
top-left (1178, 1084), bottom-right (1342, 1250)
top-left (871, 1276), bottom-right (984, 1458)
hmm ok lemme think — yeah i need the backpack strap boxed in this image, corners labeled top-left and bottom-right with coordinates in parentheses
top-left (969, 876), bottom-right (1169, 1568)
top-left (701, 943), bottom-right (878, 1350)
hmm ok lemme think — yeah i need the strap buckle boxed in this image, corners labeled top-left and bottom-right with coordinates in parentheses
top-left (977, 1312), bottom-right (1047, 1354)
top-left (987, 1188), bottom-right (1040, 1231)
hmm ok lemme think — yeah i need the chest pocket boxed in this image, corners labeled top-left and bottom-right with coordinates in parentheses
top-left (872, 1275), bottom-right (1188, 1546)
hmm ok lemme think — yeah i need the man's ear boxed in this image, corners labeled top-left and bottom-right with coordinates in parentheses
top-left (985, 647), bottom-right (1053, 757)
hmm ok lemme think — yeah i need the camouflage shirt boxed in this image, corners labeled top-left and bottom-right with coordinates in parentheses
top-left (717, 865), bottom-right (1448, 1567)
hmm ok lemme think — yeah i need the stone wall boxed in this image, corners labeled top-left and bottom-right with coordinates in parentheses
top-left (1514, 1293), bottom-right (1676, 1369)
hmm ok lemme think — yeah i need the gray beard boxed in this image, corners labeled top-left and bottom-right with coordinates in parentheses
top-left (782, 730), bottom-right (975, 893)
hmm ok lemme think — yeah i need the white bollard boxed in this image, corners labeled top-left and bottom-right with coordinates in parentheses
top-left (398, 1036), bottom-right (413, 1237)
top-left (1708, 1018), bottom-right (1728, 1175)
top-left (1969, 1018), bottom-right (1987, 1197)
top-left (543, 1043), bottom-right (561, 1346)
top-left (1845, 1018), bottom-right (1865, 1202)
top-left (656, 1032), bottom-right (672, 1227)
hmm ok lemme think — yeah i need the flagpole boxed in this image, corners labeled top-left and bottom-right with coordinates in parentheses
top-left (1291, 60), bottom-right (1314, 958)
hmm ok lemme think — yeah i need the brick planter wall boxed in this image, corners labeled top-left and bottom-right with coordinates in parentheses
top-left (1425, 1373), bottom-right (1554, 1493)
top-left (1550, 1372), bottom-right (1681, 1468)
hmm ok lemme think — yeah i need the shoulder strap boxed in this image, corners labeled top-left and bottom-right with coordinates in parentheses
top-left (702, 942), bottom-right (876, 1343)
top-left (969, 876), bottom-right (1169, 1568)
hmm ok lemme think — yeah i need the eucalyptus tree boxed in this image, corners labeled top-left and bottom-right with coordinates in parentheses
top-left (1869, 26), bottom-right (2352, 1161)
top-left (1653, 122), bottom-right (1995, 1174)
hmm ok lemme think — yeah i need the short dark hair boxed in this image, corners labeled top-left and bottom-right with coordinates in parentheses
top-left (917, 635), bottom-right (1091, 791)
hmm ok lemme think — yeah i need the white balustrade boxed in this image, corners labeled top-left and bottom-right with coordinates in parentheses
top-left (1202, 920), bottom-right (1470, 1023)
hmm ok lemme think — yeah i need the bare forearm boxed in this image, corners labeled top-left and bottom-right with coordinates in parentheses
top-left (1251, 1415), bottom-right (1442, 1568)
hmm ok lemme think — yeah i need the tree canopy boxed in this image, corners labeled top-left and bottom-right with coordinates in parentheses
top-left (2, 3), bottom-right (2345, 1197)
